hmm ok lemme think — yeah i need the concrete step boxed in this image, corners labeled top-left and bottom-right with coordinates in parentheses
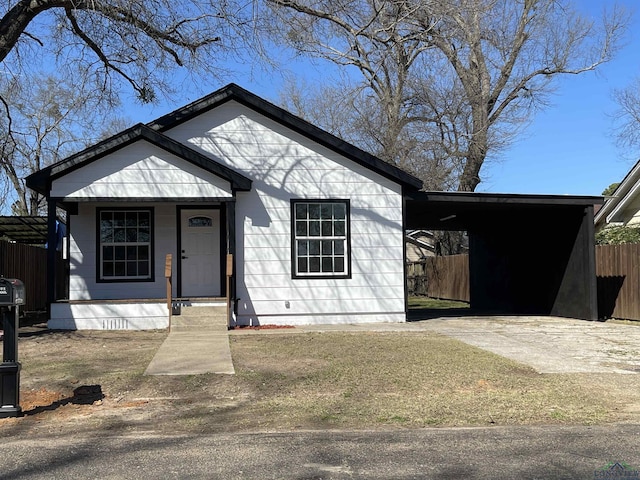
top-left (178, 305), bottom-right (226, 316)
top-left (170, 305), bottom-right (228, 332)
top-left (171, 316), bottom-right (227, 326)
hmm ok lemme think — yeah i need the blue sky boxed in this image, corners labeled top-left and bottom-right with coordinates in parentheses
top-left (125, 1), bottom-right (640, 197)
top-left (481, 1), bottom-right (640, 196)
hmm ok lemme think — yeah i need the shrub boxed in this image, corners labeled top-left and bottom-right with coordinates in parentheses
top-left (596, 225), bottom-right (640, 245)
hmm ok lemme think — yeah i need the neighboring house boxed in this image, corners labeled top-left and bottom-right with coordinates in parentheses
top-left (595, 159), bottom-right (640, 231)
top-left (27, 84), bottom-right (423, 329)
top-left (405, 230), bottom-right (435, 262)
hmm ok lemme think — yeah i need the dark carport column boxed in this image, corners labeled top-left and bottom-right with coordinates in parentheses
top-left (467, 204), bottom-right (598, 320)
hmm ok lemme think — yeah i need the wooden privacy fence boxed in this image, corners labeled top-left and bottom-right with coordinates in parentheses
top-left (407, 254), bottom-right (470, 302)
top-left (0, 240), bottom-right (65, 312)
top-left (596, 243), bottom-right (640, 321)
top-left (408, 245), bottom-right (640, 319)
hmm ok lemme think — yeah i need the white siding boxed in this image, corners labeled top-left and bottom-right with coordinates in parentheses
top-left (68, 202), bottom-right (178, 301)
top-left (165, 101), bottom-right (407, 326)
top-left (51, 142), bottom-right (232, 199)
top-left (50, 302), bottom-right (168, 330)
top-left (620, 194), bottom-right (640, 226)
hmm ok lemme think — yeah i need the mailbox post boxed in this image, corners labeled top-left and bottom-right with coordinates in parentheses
top-left (0, 277), bottom-right (25, 418)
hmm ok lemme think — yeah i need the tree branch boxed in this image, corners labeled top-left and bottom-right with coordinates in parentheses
top-left (64, 7), bottom-right (148, 100)
top-left (0, 0), bottom-right (67, 62)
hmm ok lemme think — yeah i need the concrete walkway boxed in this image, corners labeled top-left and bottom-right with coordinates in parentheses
top-left (145, 306), bottom-right (234, 375)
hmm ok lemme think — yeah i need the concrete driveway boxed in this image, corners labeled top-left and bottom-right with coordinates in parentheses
top-left (413, 315), bottom-right (640, 374)
top-left (269, 314), bottom-right (640, 374)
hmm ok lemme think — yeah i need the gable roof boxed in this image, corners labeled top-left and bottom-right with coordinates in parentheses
top-left (27, 84), bottom-right (423, 197)
top-left (594, 158), bottom-right (640, 228)
top-left (26, 123), bottom-right (252, 196)
top-left (147, 83), bottom-right (423, 190)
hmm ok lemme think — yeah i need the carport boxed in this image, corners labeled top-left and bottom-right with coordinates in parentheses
top-left (405, 192), bottom-right (603, 320)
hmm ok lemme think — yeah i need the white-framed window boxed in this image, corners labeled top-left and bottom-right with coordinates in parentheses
top-left (97, 208), bottom-right (153, 282)
top-left (291, 200), bottom-right (350, 278)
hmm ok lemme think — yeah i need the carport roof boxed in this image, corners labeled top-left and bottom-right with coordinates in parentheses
top-left (0, 216), bottom-right (49, 244)
top-left (406, 191), bottom-right (604, 230)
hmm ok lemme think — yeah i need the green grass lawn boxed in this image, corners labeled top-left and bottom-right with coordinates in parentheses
top-left (226, 332), bottom-right (611, 430)
top-left (8, 327), bottom-right (632, 436)
top-left (408, 296), bottom-right (469, 309)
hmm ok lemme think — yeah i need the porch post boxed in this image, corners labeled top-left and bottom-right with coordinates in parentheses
top-left (225, 200), bottom-right (236, 311)
top-left (46, 198), bottom-right (57, 310)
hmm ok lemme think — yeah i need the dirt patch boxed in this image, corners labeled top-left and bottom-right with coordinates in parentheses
top-left (21, 387), bottom-right (65, 410)
top-left (1, 324), bottom-right (639, 437)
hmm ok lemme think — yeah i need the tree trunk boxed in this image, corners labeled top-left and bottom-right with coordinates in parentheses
top-left (458, 105), bottom-right (488, 192)
top-left (0, 0), bottom-right (69, 63)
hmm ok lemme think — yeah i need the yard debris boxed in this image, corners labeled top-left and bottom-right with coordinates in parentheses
top-left (71, 385), bottom-right (104, 405)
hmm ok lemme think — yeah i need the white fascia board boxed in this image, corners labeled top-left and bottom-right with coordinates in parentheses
top-left (606, 178), bottom-right (640, 224)
top-left (596, 160), bottom-right (640, 225)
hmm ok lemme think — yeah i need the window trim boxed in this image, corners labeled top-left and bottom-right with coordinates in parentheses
top-left (290, 199), bottom-right (351, 279)
top-left (96, 207), bottom-right (155, 283)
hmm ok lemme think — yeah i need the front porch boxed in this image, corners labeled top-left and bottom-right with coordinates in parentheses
top-left (45, 200), bottom-right (238, 330)
top-left (23, 123), bottom-right (252, 330)
top-left (49, 297), bottom-right (228, 330)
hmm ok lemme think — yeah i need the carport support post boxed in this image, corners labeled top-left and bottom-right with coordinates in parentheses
top-left (584, 205), bottom-right (599, 321)
top-left (46, 198), bottom-right (57, 310)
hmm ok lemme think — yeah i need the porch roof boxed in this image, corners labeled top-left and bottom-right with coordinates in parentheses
top-left (26, 124), bottom-right (253, 197)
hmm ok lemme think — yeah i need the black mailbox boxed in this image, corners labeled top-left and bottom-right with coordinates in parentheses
top-left (0, 278), bottom-right (25, 306)
top-left (0, 277), bottom-right (23, 417)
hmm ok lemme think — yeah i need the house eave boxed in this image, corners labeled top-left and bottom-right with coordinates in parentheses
top-left (53, 196), bottom-right (235, 203)
top-left (26, 123), bottom-right (253, 196)
top-left (594, 158), bottom-right (640, 227)
top-left (408, 191), bottom-right (604, 206)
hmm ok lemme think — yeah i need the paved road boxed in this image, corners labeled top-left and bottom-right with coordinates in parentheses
top-left (2, 425), bottom-right (640, 479)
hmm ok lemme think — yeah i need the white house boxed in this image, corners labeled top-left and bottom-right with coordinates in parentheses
top-left (27, 84), bottom-right (423, 329)
top-left (405, 230), bottom-right (436, 262)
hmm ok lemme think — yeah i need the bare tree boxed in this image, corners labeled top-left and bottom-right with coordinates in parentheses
top-left (0, 0), bottom-right (254, 102)
top-left (269, 0), bottom-right (627, 191)
top-left (279, 76), bottom-right (456, 189)
top-left (0, 75), bottom-right (120, 215)
top-left (0, 0), bottom-right (258, 215)
top-left (613, 77), bottom-right (640, 155)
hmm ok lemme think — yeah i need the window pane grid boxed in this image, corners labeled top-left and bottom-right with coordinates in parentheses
top-left (99, 210), bottom-right (152, 280)
top-left (293, 201), bottom-right (348, 277)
